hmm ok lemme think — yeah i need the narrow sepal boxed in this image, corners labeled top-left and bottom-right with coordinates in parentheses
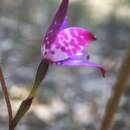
top-left (57, 59), bottom-right (106, 77)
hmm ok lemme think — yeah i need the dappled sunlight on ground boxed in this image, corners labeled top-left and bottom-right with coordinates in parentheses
top-left (0, 0), bottom-right (130, 130)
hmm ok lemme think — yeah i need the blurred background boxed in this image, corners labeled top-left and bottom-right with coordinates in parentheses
top-left (0, 0), bottom-right (130, 130)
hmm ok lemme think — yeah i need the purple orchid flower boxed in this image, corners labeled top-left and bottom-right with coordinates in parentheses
top-left (41, 0), bottom-right (106, 77)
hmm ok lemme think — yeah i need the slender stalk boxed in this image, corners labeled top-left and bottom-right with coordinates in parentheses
top-left (11, 59), bottom-right (49, 129)
top-left (9, 125), bottom-right (15, 130)
top-left (100, 47), bottom-right (130, 130)
top-left (0, 67), bottom-right (13, 129)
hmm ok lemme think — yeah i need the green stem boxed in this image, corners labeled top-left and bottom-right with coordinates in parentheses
top-left (29, 59), bottom-right (49, 97)
top-left (100, 47), bottom-right (130, 130)
top-left (12, 59), bottom-right (49, 129)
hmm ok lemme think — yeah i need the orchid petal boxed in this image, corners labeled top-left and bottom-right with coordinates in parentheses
top-left (41, 0), bottom-right (69, 55)
top-left (71, 50), bottom-right (90, 60)
top-left (56, 59), bottom-right (106, 77)
top-left (43, 27), bottom-right (96, 62)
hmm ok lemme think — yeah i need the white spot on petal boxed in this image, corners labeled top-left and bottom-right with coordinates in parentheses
top-left (49, 30), bottom-right (53, 33)
top-left (76, 52), bottom-right (83, 56)
top-left (54, 21), bottom-right (57, 25)
top-left (80, 36), bottom-right (85, 39)
top-left (73, 29), bottom-right (79, 36)
top-left (46, 37), bottom-right (48, 40)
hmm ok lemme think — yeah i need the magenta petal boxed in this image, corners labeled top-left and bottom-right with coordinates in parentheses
top-left (87, 31), bottom-right (97, 41)
top-left (43, 27), bottom-right (96, 62)
top-left (42, 0), bottom-right (69, 45)
top-left (56, 59), bottom-right (106, 77)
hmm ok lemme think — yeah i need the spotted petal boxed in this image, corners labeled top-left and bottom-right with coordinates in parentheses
top-left (43, 27), bottom-right (96, 61)
top-left (56, 59), bottom-right (106, 77)
top-left (41, 0), bottom-right (69, 56)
